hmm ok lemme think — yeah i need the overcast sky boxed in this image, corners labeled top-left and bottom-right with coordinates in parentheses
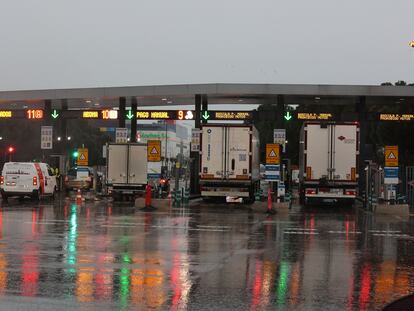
top-left (0, 0), bottom-right (413, 91)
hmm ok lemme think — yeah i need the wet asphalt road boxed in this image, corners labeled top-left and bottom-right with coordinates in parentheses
top-left (0, 198), bottom-right (412, 310)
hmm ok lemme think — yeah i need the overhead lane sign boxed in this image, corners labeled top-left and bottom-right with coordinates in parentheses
top-left (137, 110), bottom-right (194, 120)
top-left (51, 110), bottom-right (59, 119)
top-left (0, 111), bottom-right (13, 118)
top-left (379, 113), bottom-right (414, 121)
top-left (147, 140), bottom-right (161, 162)
top-left (297, 112), bottom-right (335, 121)
top-left (201, 111), bottom-right (252, 121)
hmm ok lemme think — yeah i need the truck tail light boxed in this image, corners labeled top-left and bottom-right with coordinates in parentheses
top-left (344, 189), bottom-right (356, 196)
top-left (0, 176), bottom-right (3, 185)
top-left (306, 167), bottom-right (312, 180)
top-left (306, 189), bottom-right (316, 195)
top-left (33, 176), bottom-right (38, 186)
top-left (351, 168), bottom-right (356, 181)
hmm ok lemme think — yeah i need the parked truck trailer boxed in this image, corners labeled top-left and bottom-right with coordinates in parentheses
top-left (199, 124), bottom-right (260, 203)
top-left (106, 143), bottom-right (148, 200)
top-left (299, 122), bottom-right (359, 206)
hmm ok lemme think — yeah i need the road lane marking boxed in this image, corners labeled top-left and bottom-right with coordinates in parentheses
top-left (369, 230), bottom-right (401, 233)
top-left (372, 233), bottom-right (410, 238)
top-left (286, 228), bottom-right (317, 231)
top-left (197, 225), bottom-right (232, 229)
top-left (284, 231), bottom-right (319, 235)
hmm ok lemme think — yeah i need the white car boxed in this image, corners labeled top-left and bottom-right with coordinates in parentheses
top-left (0, 162), bottom-right (57, 201)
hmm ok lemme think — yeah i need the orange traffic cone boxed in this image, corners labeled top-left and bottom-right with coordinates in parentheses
top-left (76, 189), bottom-right (82, 204)
top-left (266, 187), bottom-right (276, 214)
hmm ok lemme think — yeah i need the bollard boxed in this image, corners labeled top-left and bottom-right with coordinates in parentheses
top-left (175, 188), bottom-right (182, 207)
top-left (183, 188), bottom-right (190, 204)
top-left (76, 189), bottom-right (83, 204)
top-left (255, 189), bottom-right (262, 201)
top-left (285, 192), bottom-right (292, 209)
top-left (266, 187), bottom-right (276, 214)
top-left (145, 184), bottom-right (152, 209)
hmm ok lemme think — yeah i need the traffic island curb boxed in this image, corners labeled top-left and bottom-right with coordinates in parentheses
top-left (139, 206), bottom-right (156, 211)
top-left (249, 201), bottom-right (290, 213)
top-left (135, 198), bottom-right (172, 210)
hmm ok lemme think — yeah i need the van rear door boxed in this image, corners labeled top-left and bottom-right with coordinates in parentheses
top-left (107, 145), bottom-right (128, 184)
top-left (128, 145), bottom-right (147, 184)
top-left (3, 163), bottom-right (36, 191)
top-left (201, 126), bottom-right (225, 179)
top-left (227, 127), bottom-right (251, 179)
top-left (332, 125), bottom-right (358, 181)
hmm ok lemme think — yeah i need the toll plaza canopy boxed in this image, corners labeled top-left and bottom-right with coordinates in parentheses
top-left (1, 83), bottom-right (414, 109)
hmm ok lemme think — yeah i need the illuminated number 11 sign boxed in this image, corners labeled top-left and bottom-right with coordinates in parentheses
top-left (26, 109), bottom-right (44, 119)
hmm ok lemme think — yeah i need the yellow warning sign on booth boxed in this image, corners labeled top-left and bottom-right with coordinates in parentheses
top-left (147, 140), bottom-right (161, 162)
top-left (77, 148), bottom-right (88, 166)
top-left (266, 144), bottom-right (280, 164)
top-left (385, 145), bottom-right (398, 167)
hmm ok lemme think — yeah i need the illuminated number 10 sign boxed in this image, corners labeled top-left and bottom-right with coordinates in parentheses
top-left (26, 109), bottom-right (44, 119)
top-left (101, 110), bottom-right (118, 120)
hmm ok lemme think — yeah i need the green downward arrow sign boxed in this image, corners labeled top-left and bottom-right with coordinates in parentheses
top-left (51, 110), bottom-right (59, 119)
top-left (202, 111), bottom-right (210, 120)
top-left (284, 111), bottom-right (293, 121)
top-left (126, 110), bottom-right (134, 120)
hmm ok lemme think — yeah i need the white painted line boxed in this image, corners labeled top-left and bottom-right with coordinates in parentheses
top-left (284, 231), bottom-right (319, 235)
top-left (24, 221), bottom-right (69, 225)
top-left (328, 231), bottom-right (362, 234)
top-left (369, 230), bottom-right (401, 233)
top-left (262, 221), bottom-right (296, 224)
top-left (286, 228), bottom-right (317, 231)
top-left (197, 225), bottom-right (232, 229)
top-left (189, 228), bottom-right (230, 232)
top-left (373, 233), bottom-right (410, 238)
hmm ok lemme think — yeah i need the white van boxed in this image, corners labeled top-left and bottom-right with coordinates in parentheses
top-left (0, 162), bottom-right (57, 201)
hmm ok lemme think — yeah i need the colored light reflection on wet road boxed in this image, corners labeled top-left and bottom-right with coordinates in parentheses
top-left (67, 204), bottom-right (78, 270)
top-left (276, 261), bottom-right (289, 305)
top-left (0, 200), bottom-right (410, 310)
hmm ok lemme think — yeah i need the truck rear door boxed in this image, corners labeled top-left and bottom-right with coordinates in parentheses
top-left (201, 126), bottom-right (225, 179)
top-left (227, 127), bottom-right (251, 179)
top-left (332, 125), bottom-right (358, 181)
top-left (128, 145), bottom-right (147, 184)
top-left (306, 124), bottom-right (329, 180)
top-left (107, 145), bottom-right (128, 184)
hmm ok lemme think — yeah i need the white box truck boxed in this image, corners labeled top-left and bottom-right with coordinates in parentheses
top-left (199, 124), bottom-right (260, 203)
top-left (106, 143), bottom-right (148, 200)
top-left (299, 122), bottom-right (359, 205)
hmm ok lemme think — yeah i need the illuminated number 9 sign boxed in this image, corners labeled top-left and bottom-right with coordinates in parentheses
top-left (178, 110), bottom-right (184, 120)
